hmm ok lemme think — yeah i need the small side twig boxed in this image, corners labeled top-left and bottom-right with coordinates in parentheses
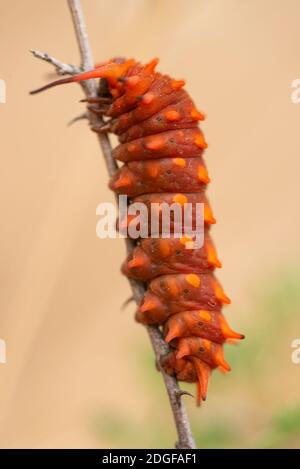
top-left (67, 111), bottom-right (88, 126)
top-left (31, 0), bottom-right (196, 449)
top-left (29, 49), bottom-right (80, 75)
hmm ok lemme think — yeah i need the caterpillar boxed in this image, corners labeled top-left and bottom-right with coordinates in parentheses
top-left (31, 58), bottom-right (244, 405)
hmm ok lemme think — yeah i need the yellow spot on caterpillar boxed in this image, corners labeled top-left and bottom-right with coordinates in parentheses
top-left (173, 194), bottom-right (188, 205)
top-left (146, 135), bottom-right (164, 150)
top-left (165, 110), bottom-right (180, 121)
top-left (199, 310), bottom-right (211, 322)
top-left (173, 158), bottom-right (186, 168)
top-left (198, 165), bottom-right (210, 183)
top-left (186, 274), bottom-right (201, 288)
top-left (194, 134), bottom-right (208, 149)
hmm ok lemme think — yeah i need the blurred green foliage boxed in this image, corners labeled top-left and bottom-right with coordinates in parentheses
top-left (92, 264), bottom-right (300, 448)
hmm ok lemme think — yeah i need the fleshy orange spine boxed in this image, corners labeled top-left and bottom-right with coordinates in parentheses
top-left (32, 58), bottom-right (244, 405)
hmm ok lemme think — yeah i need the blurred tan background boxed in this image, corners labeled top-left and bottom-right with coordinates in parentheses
top-left (0, 0), bottom-right (300, 448)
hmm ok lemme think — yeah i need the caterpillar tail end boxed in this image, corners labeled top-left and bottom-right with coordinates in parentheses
top-left (30, 59), bottom-right (135, 95)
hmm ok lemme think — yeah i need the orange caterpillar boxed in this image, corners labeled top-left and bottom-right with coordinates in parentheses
top-left (31, 58), bottom-right (244, 405)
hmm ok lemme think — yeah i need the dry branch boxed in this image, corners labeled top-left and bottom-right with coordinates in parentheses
top-left (30, 0), bottom-right (196, 449)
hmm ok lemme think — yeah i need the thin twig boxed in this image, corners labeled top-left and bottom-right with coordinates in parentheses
top-left (29, 49), bottom-right (80, 75)
top-left (67, 111), bottom-right (88, 126)
top-left (31, 0), bottom-right (196, 449)
top-left (67, 0), bottom-right (94, 72)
